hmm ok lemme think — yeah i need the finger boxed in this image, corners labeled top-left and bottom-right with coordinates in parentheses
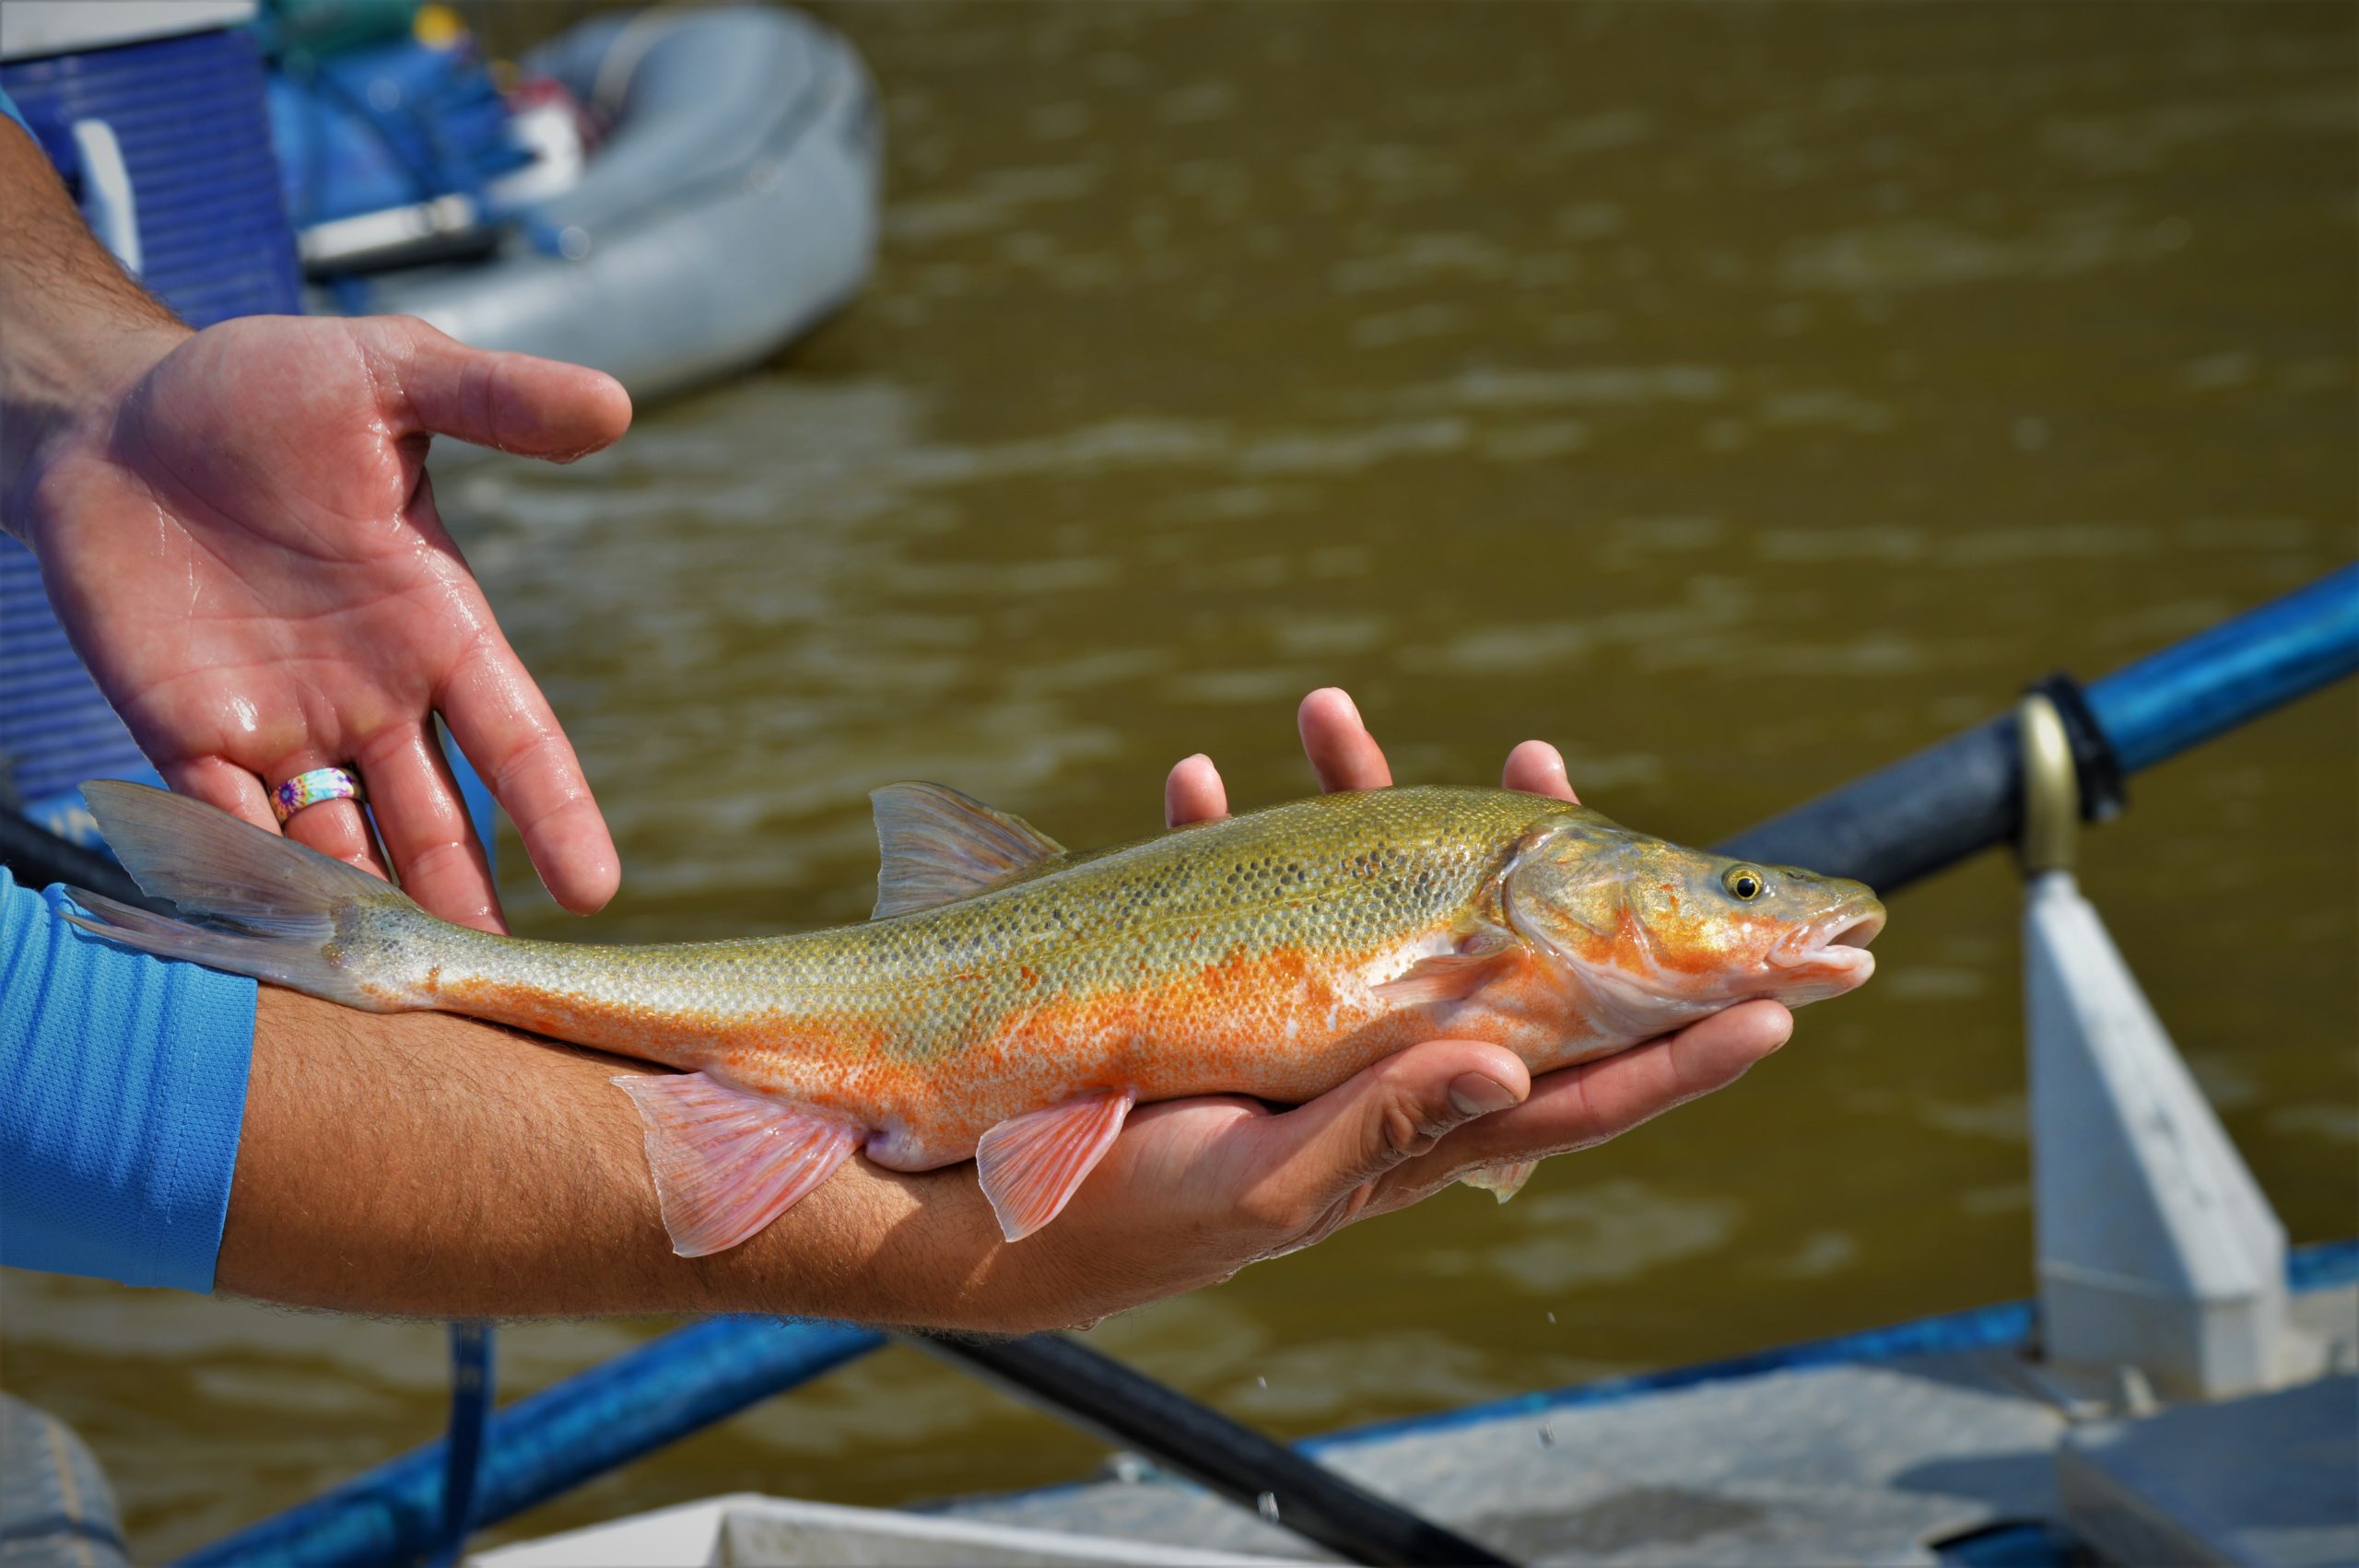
top-left (1165, 754), bottom-right (1228, 828)
top-left (1379, 1002), bottom-right (1791, 1205)
top-left (259, 752), bottom-right (393, 882)
top-left (438, 641), bottom-right (620, 915)
top-left (160, 756), bottom-right (280, 837)
top-left (1244, 1038), bottom-right (1529, 1241)
top-left (354, 720), bottom-right (505, 932)
top-left (1297, 687), bottom-right (1391, 793)
top-left (1503, 740), bottom-right (1579, 803)
top-left (362, 317), bottom-right (631, 462)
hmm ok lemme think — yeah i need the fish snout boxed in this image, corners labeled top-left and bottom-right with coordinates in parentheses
top-left (1823, 900), bottom-right (1886, 953)
top-left (1766, 893), bottom-right (1886, 997)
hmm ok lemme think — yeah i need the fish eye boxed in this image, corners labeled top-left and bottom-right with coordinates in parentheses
top-left (1723, 865), bottom-right (1766, 901)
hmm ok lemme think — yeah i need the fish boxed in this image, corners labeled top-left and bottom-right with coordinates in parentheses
top-left (65, 779), bottom-right (1885, 1254)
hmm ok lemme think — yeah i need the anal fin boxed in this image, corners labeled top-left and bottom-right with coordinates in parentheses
top-left (1461, 1158), bottom-right (1540, 1204)
top-left (614, 1071), bottom-right (862, 1257)
top-left (975, 1088), bottom-right (1134, 1242)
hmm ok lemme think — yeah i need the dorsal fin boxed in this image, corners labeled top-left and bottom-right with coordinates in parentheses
top-left (870, 783), bottom-right (1067, 919)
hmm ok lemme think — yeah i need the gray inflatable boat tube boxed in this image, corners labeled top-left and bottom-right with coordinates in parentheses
top-left (334, 6), bottom-right (880, 400)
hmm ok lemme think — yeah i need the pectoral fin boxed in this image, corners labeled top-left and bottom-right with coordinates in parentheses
top-left (1461, 1158), bottom-right (1539, 1203)
top-left (614, 1072), bottom-right (862, 1257)
top-left (1371, 930), bottom-right (1523, 1006)
top-left (871, 782), bottom-right (1068, 919)
top-left (975, 1088), bottom-right (1135, 1241)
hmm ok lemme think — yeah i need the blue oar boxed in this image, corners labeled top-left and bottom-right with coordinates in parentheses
top-left (1720, 564), bottom-right (2358, 889)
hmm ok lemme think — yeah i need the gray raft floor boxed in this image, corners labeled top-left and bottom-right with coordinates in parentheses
top-left (940, 1284), bottom-right (2359, 1566)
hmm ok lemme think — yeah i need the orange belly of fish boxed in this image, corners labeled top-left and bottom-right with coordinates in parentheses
top-left (441, 937), bottom-right (1590, 1172)
top-left (669, 942), bottom-right (1584, 1167)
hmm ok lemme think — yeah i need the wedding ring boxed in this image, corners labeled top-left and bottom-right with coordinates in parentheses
top-left (273, 766), bottom-right (366, 824)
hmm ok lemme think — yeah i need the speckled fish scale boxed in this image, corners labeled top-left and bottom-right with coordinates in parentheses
top-left (421, 787), bottom-right (1563, 1154)
top-left (68, 779), bottom-right (1884, 1255)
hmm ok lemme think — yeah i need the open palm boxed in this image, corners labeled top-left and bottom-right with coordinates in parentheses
top-left (17, 314), bottom-right (630, 930)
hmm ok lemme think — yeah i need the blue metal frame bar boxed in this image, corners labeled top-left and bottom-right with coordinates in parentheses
top-left (2086, 562), bottom-right (2359, 774)
top-left (182, 1318), bottom-right (883, 1568)
top-left (1315, 1239), bottom-right (2359, 1452)
top-left (1306, 1299), bottom-right (2037, 1455)
top-left (427, 1323), bottom-right (495, 1567)
top-left (2287, 1236), bottom-right (2359, 1293)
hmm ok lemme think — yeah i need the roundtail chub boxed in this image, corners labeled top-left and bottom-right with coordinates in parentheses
top-left (66, 778), bottom-right (1884, 1257)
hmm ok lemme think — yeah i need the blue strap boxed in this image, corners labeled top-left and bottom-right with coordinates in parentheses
top-left (429, 1323), bottom-right (497, 1568)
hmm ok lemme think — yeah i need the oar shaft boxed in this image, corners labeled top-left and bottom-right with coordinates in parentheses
top-left (1719, 566), bottom-right (2358, 892)
top-left (920, 1332), bottom-right (1512, 1567)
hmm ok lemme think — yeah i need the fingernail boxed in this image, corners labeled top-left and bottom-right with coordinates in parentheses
top-left (1448, 1073), bottom-right (1520, 1117)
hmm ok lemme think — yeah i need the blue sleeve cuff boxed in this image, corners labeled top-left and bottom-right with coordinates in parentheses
top-left (0, 867), bottom-right (257, 1291)
top-left (0, 88), bottom-right (29, 137)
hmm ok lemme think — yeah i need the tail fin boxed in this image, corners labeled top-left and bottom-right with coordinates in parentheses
top-left (62, 780), bottom-right (427, 1012)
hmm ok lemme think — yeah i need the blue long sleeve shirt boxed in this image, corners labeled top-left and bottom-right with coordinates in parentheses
top-left (0, 867), bottom-right (256, 1290)
top-left (2, 86), bottom-right (255, 1289)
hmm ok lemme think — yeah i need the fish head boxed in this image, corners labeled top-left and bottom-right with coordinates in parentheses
top-left (1505, 818), bottom-right (1886, 1034)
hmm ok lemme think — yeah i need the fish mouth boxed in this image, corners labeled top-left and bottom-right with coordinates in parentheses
top-left (1769, 898), bottom-right (1887, 987)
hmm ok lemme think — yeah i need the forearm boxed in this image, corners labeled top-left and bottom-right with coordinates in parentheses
top-left (0, 118), bottom-right (186, 530)
top-left (214, 989), bottom-right (1067, 1328)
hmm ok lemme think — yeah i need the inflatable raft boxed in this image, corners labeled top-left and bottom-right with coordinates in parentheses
top-left (295, 5), bottom-right (881, 400)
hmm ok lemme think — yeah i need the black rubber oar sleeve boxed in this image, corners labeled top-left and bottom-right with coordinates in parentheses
top-left (918, 1331), bottom-right (1514, 1567)
top-left (1714, 674), bottom-right (2124, 896)
top-left (0, 808), bottom-right (169, 912)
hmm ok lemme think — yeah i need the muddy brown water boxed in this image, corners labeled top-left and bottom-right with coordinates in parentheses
top-left (4, 4), bottom-right (2353, 1556)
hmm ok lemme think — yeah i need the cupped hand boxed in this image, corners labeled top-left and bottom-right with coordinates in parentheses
top-left (953, 687), bottom-right (1790, 1330)
top-left (13, 314), bottom-right (630, 930)
top-left (1162, 685), bottom-right (1577, 825)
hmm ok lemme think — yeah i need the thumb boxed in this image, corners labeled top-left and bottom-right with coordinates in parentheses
top-left (1255, 1040), bottom-right (1531, 1242)
top-left (361, 316), bottom-right (632, 462)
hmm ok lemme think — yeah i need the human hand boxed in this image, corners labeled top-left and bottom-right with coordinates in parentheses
top-left (920, 688), bottom-right (1790, 1330)
top-left (952, 1000), bottom-right (1786, 1331)
top-left (8, 314), bottom-right (630, 931)
top-left (1161, 684), bottom-right (1576, 825)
